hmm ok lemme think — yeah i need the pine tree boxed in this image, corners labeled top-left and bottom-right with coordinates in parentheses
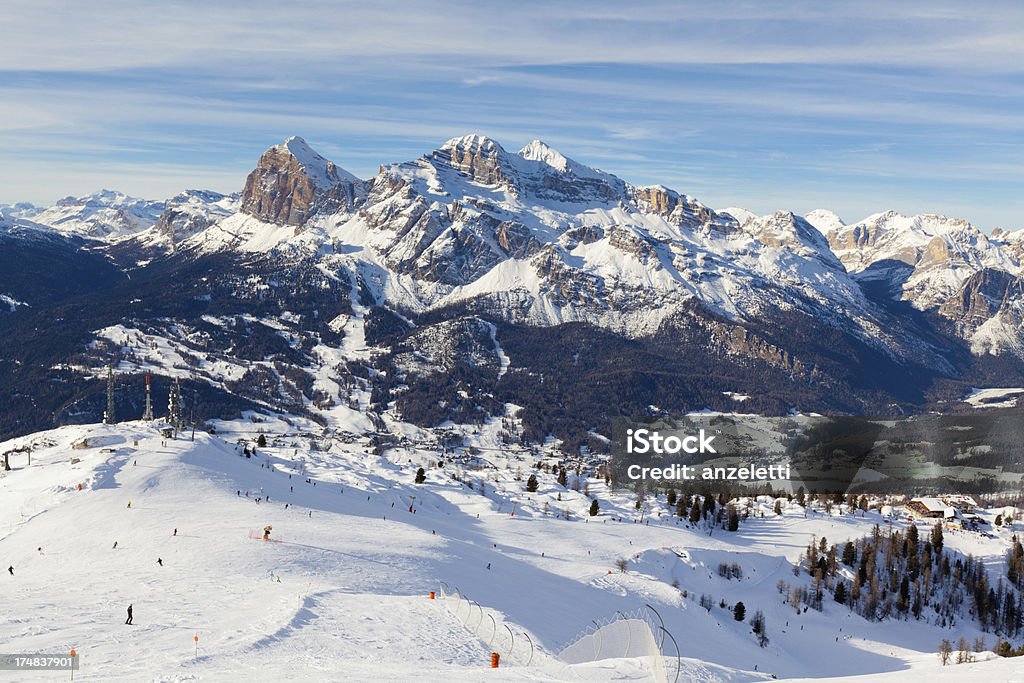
top-left (842, 541), bottom-right (857, 566)
top-left (415, 467), bottom-right (426, 484)
top-left (666, 489), bottom-right (677, 507)
top-left (104, 364), bottom-right (116, 425)
top-left (733, 601), bottom-right (745, 621)
top-left (750, 610), bottom-right (769, 647)
top-left (257, 434), bottom-right (267, 447)
top-left (689, 499), bottom-right (701, 523)
top-left (557, 467), bottom-right (568, 488)
top-left (931, 522), bottom-right (944, 553)
top-left (834, 580), bottom-right (847, 604)
top-left (167, 378), bottom-right (184, 432)
top-left (774, 499), bottom-right (783, 515)
top-left (727, 505), bottom-right (740, 532)
top-left (526, 474), bottom-right (539, 492)
top-left (589, 499), bottom-right (600, 517)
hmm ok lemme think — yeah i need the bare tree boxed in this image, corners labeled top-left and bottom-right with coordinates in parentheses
top-left (938, 639), bottom-right (952, 666)
top-left (956, 636), bottom-right (971, 664)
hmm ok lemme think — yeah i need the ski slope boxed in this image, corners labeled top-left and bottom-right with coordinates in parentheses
top-left (1, 421), bottom-right (1022, 681)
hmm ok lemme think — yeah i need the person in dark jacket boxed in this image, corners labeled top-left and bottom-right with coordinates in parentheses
top-left (125, 604), bottom-right (133, 624)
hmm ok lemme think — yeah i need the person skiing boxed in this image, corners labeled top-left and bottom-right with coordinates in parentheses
top-left (157, 558), bottom-right (163, 566)
top-left (173, 529), bottom-right (177, 537)
top-left (127, 501), bottom-right (132, 509)
top-left (113, 541), bottom-right (118, 549)
top-left (7, 566), bottom-right (12, 576)
top-left (125, 604), bottom-right (133, 625)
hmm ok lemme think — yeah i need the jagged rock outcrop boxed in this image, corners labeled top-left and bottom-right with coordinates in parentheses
top-left (153, 190), bottom-right (238, 244)
top-left (241, 136), bottom-right (362, 226)
top-left (632, 185), bottom-right (722, 231)
top-left (433, 134), bottom-right (517, 190)
top-left (939, 268), bottom-right (1024, 333)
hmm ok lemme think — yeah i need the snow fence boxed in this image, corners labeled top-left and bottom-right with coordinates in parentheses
top-left (438, 582), bottom-right (679, 682)
top-left (557, 606), bottom-right (679, 683)
top-left (437, 581), bottom-right (537, 666)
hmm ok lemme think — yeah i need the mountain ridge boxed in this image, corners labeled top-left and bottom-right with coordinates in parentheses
top-left (2, 135), bottom-right (1023, 445)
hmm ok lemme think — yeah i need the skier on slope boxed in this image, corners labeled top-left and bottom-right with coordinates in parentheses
top-left (7, 566), bottom-right (12, 576)
top-left (125, 604), bottom-right (133, 625)
top-left (157, 558), bottom-right (163, 566)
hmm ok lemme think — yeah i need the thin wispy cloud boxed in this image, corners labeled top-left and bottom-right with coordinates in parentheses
top-left (0, 1), bottom-right (1021, 229)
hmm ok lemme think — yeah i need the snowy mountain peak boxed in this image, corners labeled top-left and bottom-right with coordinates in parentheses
top-left (432, 134), bottom-right (518, 190)
top-left (804, 209), bottom-right (846, 236)
top-left (240, 137), bottom-right (363, 226)
top-left (721, 207), bottom-right (759, 226)
top-left (31, 190), bottom-right (164, 239)
top-left (516, 139), bottom-right (611, 184)
top-left (277, 136), bottom-right (359, 187)
top-left (440, 133), bottom-right (506, 155)
top-left (0, 201), bottom-right (41, 221)
top-left (518, 139), bottom-right (570, 171)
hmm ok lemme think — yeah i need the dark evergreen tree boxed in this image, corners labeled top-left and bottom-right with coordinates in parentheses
top-left (257, 433), bottom-right (267, 448)
top-left (526, 474), bottom-right (539, 492)
top-left (727, 505), bottom-right (740, 532)
top-left (589, 499), bottom-right (600, 517)
top-left (931, 522), bottom-right (944, 553)
top-left (415, 467), bottom-right (426, 484)
top-left (842, 541), bottom-right (857, 566)
top-left (834, 580), bottom-right (847, 604)
top-left (733, 601), bottom-right (745, 621)
top-left (688, 499), bottom-right (701, 523)
top-left (104, 364), bottom-right (116, 425)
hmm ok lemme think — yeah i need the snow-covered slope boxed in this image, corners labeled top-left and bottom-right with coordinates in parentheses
top-left (2, 419), bottom-right (1021, 681)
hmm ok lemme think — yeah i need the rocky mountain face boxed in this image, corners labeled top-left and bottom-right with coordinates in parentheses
top-left (153, 190), bottom-right (238, 244)
top-left (2, 134), bottom-right (1023, 448)
top-left (241, 136), bottom-right (364, 226)
top-left (809, 210), bottom-right (1018, 311)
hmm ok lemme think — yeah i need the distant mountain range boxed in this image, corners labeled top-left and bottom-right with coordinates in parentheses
top-left (2, 135), bottom-right (1023, 446)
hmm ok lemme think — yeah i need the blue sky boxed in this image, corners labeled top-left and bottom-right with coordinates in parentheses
top-left (2, 0), bottom-right (1023, 228)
